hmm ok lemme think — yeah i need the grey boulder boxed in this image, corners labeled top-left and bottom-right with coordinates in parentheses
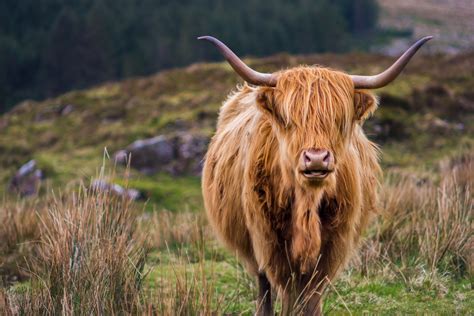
top-left (9, 160), bottom-right (43, 197)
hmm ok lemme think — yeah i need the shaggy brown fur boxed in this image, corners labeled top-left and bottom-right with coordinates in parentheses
top-left (202, 67), bottom-right (381, 315)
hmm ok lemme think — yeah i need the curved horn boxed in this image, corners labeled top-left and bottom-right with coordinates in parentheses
top-left (351, 36), bottom-right (433, 89)
top-left (198, 36), bottom-right (277, 87)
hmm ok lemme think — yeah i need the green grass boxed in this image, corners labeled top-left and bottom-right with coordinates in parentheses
top-left (117, 174), bottom-right (203, 212)
top-left (325, 275), bottom-right (473, 314)
top-left (142, 244), bottom-right (474, 314)
top-left (7, 242), bottom-right (472, 314)
top-left (146, 248), bottom-right (256, 314)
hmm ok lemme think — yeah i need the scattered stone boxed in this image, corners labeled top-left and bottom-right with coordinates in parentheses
top-left (59, 104), bottom-right (74, 116)
top-left (113, 150), bottom-right (129, 165)
top-left (115, 133), bottom-right (209, 176)
top-left (8, 160), bottom-right (43, 197)
top-left (425, 116), bottom-right (465, 134)
top-left (175, 133), bottom-right (209, 175)
top-left (91, 179), bottom-right (143, 201)
top-left (118, 135), bottom-right (175, 174)
top-left (432, 118), bottom-right (450, 129)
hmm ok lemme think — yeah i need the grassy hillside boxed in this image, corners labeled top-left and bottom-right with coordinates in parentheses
top-left (0, 51), bottom-right (473, 313)
top-left (1, 51), bottom-right (473, 206)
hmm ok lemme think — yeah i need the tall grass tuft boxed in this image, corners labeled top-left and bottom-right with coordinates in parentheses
top-left (2, 181), bottom-right (147, 314)
top-left (355, 152), bottom-right (473, 284)
top-left (0, 199), bottom-right (42, 285)
top-left (0, 200), bottom-right (40, 256)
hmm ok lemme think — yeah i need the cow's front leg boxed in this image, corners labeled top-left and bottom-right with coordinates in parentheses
top-left (281, 273), bottom-right (323, 316)
top-left (256, 273), bottom-right (273, 316)
top-left (299, 290), bottom-right (322, 316)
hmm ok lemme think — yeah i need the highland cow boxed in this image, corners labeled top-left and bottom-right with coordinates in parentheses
top-left (200, 36), bottom-right (432, 315)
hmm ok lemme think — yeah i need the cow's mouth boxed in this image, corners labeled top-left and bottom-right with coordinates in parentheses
top-left (301, 169), bottom-right (333, 179)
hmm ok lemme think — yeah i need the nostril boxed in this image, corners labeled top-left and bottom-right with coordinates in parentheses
top-left (303, 151), bottom-right (312, 163)
top-left (322, 151), bottom-right (331, 163)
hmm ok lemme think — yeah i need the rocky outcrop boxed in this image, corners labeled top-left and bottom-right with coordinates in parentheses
top-left (8, 160), bottom-right (43, 197)
top-left (114, 133), bottom-right (209, 176)
top-left (175, 133), bottom-right (210, 175)
top-left (114, 135), bottom-right (175, 174)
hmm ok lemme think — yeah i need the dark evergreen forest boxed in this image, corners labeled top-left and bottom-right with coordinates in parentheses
top-left (0, 0), bottom-right (378, 112)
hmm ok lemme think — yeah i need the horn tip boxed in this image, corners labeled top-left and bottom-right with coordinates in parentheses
top-left (418, 36), bottom-right (434, 45)
top-left (197, 35), bottom-right (213, 41)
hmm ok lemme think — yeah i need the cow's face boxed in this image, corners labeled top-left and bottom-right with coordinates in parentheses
top-left (256, 67), bottom-right (377, 188)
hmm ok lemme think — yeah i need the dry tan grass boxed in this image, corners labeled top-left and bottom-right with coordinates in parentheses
top-left (0, 152), bottom-right (472, 314)
top-left (354, 151), bottom-right (473, 283)
top-left (1, 182), bottom-right (147, 315)
top-left (139, 210), bottom-right (209, 251)
top-left (0, 199), bottom-right (44, 285)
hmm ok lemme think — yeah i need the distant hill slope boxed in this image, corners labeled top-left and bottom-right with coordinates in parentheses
top-left (378, 0), bottom-right (474, 53)
top-left (1, 51), bottom-right (473, 202)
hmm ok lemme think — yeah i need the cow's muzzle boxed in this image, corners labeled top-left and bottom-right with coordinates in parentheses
top-left (299, 148), bottom-right (334, 180)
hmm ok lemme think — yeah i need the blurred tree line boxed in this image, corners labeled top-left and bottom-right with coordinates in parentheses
top-left (0, 0), bottom-right (378, 112)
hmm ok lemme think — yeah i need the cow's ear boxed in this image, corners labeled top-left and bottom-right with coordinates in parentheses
top-left (256, 87), bottom-right (276, 115)
top-left (256, 87), bottom-right (286, 125)
top-left (354, 90), bottom-right (378, 122)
